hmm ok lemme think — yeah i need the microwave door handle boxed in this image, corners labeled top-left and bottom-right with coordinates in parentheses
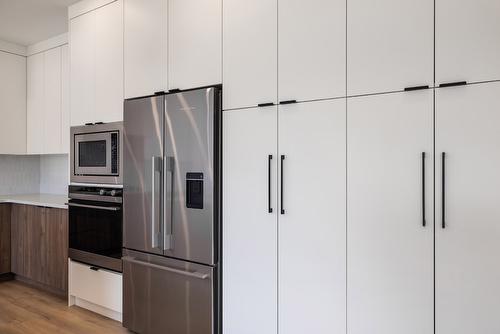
top-left (152, 156), bottom-right (161, 249)
top-left (164, 157), bottom-right (174, 251)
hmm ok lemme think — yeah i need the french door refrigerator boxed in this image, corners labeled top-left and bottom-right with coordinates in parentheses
top-left (122, 86), bottom-right (221, 334)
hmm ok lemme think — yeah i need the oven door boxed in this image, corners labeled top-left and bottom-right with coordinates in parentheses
top-left (68, 199), bottom-right (123, 272)
top-left (74, 132), bottom-right (113, 176)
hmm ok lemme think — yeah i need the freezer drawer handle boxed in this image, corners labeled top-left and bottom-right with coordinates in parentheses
top-left (122, 256), bottom-right (209, 280)
top-left (67, 203), bottom-right (121, 211)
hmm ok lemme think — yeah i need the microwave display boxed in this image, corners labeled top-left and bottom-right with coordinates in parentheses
top-left (79, 140), bottom-right (107, 167)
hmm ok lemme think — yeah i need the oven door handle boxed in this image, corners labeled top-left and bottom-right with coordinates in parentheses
top-left (66, 203), bottom-right (121, 211)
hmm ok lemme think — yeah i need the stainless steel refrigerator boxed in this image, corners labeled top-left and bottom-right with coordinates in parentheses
top-left (122, 86), bottom-right (221, 334)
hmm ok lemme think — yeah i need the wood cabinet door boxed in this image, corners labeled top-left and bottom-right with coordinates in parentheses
top-left (278, 0), bottom-right (346, 102)
top-left (278, 99), bottom-right (346, 334)
top-left (27, 53), bottom-right (44, 154)
top-left (347, 90), bottom-right (434, 334)
top-left (168, 0), bottom-right (222, 90)
top-left (347, 0), bottom-right (434, 95)
top-left (436, 0), bottom-right (500, 85)
top-left (42, 208), bottom-right (68, 293)
top-left (435, 82), bottom-right (500, 334)
top-left (0, 204), bottom-right (11, 275)
top-left (223, 106), bottom-right (278, 334)
top-left (223, 0), bottom-right (277, 110)
top-left (124, 0), bottom-right (168, 99)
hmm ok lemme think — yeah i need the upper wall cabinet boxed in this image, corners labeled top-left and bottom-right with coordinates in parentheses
top-left (27, 45), bottom-right (70, 155)
top-left (0, 52), bottom-right (26, 154)
top-left (70, 0), bottom-right (124, 125)
top-left (278, 0), bottom-right (345, 103)
top-left (347, 0), bottom-right (434, 95)
top-left (124, 0), bottom-right (167, 99)
top-left (436, 0), bottom-right (500, 85)
top-left (168, 0), bottom-right (222, 91)
top-left (223, 0), bottom-right (277, 110)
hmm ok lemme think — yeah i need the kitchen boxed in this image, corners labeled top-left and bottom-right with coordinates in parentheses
top-left (1, 0), bottom-right (500, 334)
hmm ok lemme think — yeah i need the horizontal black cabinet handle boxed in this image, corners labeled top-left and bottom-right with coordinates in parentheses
top-left (169, 88), bottom-right (181, 93)
top-left (279, 100), bottom-right (297, 105)
top-left (89, 266), bottom-right (100, 271)
top-left (258, 102), bottom-right (275, 107)
top-left (154, 91), bottom-right (166, 95)
top-left (439, 81), bottom-right (467, 88)
top-left (404, 85), bottom-right (430, 92)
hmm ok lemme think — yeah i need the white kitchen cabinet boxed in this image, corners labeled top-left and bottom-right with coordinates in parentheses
top-left (27, 53), bottom-right (45, 154)
top-left (70, 0), bottom-right (123, 125)
top-left (94, 0), bottom-right (123, 123)
top-left (278, 0), bottom-right (345, 102)
top-left (223, 0), bottom-right (277, 110)
top-left (347, 0), bottom-right (434, 95)
top-left (435, 82), bottom-right (500, 334)
top-left (436, 0), bottom-right (500, 85)
top-left (168, 0), bottom-right (221, 90)
top-left (61, 44), bottom-right (70, 153)
top-left (278, 100), bottom-right (346, 334)
top-left (70, 11), bottom-right (95, 126)
top-left (124, 0), bottom-right (167, 99)
top-left (223, 106), bottom-right (278, 334)
top-left (0, 51), bottom-right (26, 155)
top-left (347, 90), bottom-right (434, 334)
top-left (43, 47), bottom-right (62, 154)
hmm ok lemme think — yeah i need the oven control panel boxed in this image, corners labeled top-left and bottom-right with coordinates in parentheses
top-left (69, 185), bottom-right (123, 203)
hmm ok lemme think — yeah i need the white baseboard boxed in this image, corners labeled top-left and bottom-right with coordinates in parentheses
top-left (70, 296), bottom-right (123, 322)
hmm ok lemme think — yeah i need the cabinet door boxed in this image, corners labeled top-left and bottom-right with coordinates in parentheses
top-left (347, 91), bottom-right (434, 334)
top-left (27, 53), bottom-right (45, 154)
top-left (124, 0), bottom-right (167, 99)
top-left (95, 0), bottom-right (124, 122)
top-left (168, 0), bottom-right (221, 90)
top-left (436, 82), bottom-right (500, 334)
top-left (61, 44), bottom-right (70, 153)
top-left (436, 0), bottom-right (500, 85)
top-left (223, 0), bottom-right (277, 110)
top-left (278, 100), bottom-right (346, 334)
top-left (278, 0), bottom-right (345, 102)
top-left (0, 52), bottom-right (26, 154)
top-left (70, 11), bottom-right (96, 126)
top-left (44, 47), bottom-right (62, 154)
top-left (0, 204), bottom-right (11, 275)
top-left (223, 106), bottom-right (278, 334)
top-left (347, 0), bottom-right (434, 95)
top-left (42, 208), bottom-right (68, 293)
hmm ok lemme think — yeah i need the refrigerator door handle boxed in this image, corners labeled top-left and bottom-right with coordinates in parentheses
top-left (122, 256), bottom-right (209, 280)
top-left (152, 156), bottom-right (162, 249)
top-left (164, 156), bottom-right (174, 250)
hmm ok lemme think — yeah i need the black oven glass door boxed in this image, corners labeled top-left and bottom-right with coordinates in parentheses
top-left (69, 200), bottom-right (122, 259)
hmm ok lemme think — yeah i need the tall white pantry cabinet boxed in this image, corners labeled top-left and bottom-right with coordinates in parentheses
top-left (222, 1), bottom-right (500, 334)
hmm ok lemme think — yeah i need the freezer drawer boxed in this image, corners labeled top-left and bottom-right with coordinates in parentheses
top-left (122, 249), bottom-right (214, 334)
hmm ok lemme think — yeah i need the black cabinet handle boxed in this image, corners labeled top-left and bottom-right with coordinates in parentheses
top-left (280, 155), bottom-right (285, 215)
top-left (268, 155), bottom-right (273, 213)
top-left (439, 81), bottom-right (467, 88)
top-left (422, 152), bottom-right (426, 227)
top-left (442, 152), bottom-right (446, 229)
top-left (404, 85), bottom-right (430, 92)
top-left (258, 102), bottom-right (274, 107)
top-left (279, 100), bottom-right (297, 105)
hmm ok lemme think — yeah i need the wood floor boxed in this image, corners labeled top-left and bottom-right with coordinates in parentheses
top-left (0, 280), bottom-right (131, 334)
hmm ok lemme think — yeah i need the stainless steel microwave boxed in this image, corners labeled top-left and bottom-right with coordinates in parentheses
top-left (70, 122), bottom-right (123, 185)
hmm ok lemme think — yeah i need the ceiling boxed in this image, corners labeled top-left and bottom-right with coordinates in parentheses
top-left (0, 0), bottom-right (80, 46)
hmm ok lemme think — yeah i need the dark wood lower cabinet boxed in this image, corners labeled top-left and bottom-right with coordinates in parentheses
top-left (11, 204), bottom-right (68, 296)
top-left (0, 204), bottom-right (11, 275)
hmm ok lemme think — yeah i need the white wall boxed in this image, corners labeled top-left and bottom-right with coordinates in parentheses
top-left (0, 155), bottom-right (40, 194)
top-left (39, 154), bottom-right (68, 195)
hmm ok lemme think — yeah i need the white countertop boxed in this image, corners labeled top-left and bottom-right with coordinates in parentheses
top-left (0, 194), bottom-right (68, 209)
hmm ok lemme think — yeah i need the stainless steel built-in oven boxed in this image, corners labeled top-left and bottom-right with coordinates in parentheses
top-left (70, 122), bottom-right (123, 185)
top-left (68, 185), bottom-right (123, 272)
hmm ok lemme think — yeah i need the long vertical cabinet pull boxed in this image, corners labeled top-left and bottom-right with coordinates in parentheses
top-left (281, 155), bottom-right (285, 214)
top-left (268, 155), bottom-right (273, 213)
top-left (422, 152), bottom-right (426, 227)
top-left (442, 152), bottom-right (446, 229)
